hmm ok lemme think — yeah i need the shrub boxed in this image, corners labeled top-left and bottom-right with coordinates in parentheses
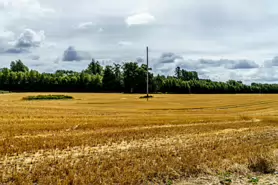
top-left (23, 95), bottom-right (74, 101)
top-left (248, 155), bottom-right (275, 174)
top-left (139, 95), bottom-right (154, 99)
top-left (0, 90), bottom-right (10, 94)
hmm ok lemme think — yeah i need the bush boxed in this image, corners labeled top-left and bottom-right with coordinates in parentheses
top-left (139, 95), bottom-right (154, 99)
top-left (23, 95), bottom-right (74, 101)
top-left (248, 155), bottom-right (275, 174)
top-left (0, 90), bottom-right (10, 94)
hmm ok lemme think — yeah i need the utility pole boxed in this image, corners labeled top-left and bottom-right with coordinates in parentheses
top-left (146, 46), bottom-right (149, 101)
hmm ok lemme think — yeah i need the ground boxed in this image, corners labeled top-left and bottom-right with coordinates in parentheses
top-left (0, 93), bottom-right (277, 184)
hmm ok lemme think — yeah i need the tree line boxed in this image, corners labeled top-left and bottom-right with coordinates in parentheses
top-left (0, 59), bottom-right (277, 94)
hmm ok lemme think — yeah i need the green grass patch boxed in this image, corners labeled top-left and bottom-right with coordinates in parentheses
top-left (23, 95), bottom-right (74, 101)
top-left (0, 90), bottom-right (10, 94)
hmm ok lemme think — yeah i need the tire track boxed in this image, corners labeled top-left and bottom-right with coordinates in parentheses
top-left (150, 100), bottom-right (278, 111)
top-left (11, 119), bottom-right (260, 140)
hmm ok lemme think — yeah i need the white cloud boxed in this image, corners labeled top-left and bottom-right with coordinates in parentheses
top-left (118, 41), bottom-right (133, 46)
top-left (125, 12), bottom-right (155, 26)
top-left (264, 56), bottom-right (278, 67)
top-left (246, 67), bottom-right (278, 83)
top-left (0, 0), bottom-right (55, 19)
top-left (0, 0), bottom-right (53, 54)
top-left (174, 58), bottom-right (260, 71)
top-left (1, 29), bottom-right (45, 54)
top-left (62, 46), bottom-right (91, 61)
top-left (77, 22), bottom-right (95, 30)
top-left (225, 60), bottom-right (259, 69)
top-left (0, 30), bottom-right (14, 40)
top-left (158, 52), bottom-right (182, 64)
top-left (14, 29), bottom-right (45, 48)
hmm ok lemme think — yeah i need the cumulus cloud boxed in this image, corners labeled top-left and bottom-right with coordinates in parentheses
top-left (14, 29), bottom-right (45, 48)
top-left (264, 56), bottom-right (278, 67)
top-left (225, 60), bottom-right (259, 69)
top-left (151, 52), bottom-right (260, 82)
top-left (152, 53), bottom-right (184, 75)
top-left (125, 12), bottom-right (155, 26)
top-left (2, 29), bottom-right (45, 54)
top-left (198, 59), bottom-right (223, 67)
top-left (158, 52), bottom-right (183, 64)
top-left (245, 67), bottom-right (278, 83)
top-left (175, 58), bottom-right (259, 70)
top-left (271, 56), bottom-right (278, 66)
top-left (62, 46), bottom-right (91, 61)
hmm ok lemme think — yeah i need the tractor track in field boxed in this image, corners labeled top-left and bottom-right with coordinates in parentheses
top-left (8, 119), bottom-right (261, 140)
top-left (149, 100), bottom-right (277, 111)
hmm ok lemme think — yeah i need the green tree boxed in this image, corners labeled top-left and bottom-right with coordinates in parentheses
top-left (113, 63), bottom-right (123, 91)
top-left (85, 59), bottom-right (103, 75)
top-left (175, 66), bottom-right (181, 79)
top-left (103, 65), bottom-right (116, 91)
top-left (123, 62), bottom-right (139, 93)
top-left (1, 58), bottom-right (278, 94)
top-left (10, 60), bottom-right (29, 72)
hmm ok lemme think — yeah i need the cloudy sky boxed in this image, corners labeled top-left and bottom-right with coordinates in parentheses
top-left (1, 0), bottom-right (278, 83)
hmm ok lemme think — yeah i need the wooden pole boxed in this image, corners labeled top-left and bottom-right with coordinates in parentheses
top-left (146, 46), bottom-right (149, 101)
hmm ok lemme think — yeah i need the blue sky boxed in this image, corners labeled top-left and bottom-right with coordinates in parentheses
top-left (1, 0), bottom-right (278, 83)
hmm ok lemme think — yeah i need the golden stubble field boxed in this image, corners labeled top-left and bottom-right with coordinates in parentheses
top-left (0, 93), bottom-right (277, 184)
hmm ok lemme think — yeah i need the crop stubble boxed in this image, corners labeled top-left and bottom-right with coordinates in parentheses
top-left (0, 93), bottom-right (277, 184)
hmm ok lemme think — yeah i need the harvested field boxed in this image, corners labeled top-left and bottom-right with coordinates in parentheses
top-left (0, 93), bottom-right (277, 184)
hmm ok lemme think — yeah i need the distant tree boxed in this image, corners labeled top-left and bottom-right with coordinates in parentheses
top-left (0, 58), bottom-right (278, 94)
top-left (55, 70), bottom-right (78, 76)
top-left (10, 60), bottom-right (29, 72)
top-left (85, 59), bottom-right (103, 75)
top-left (123, 62), bottom-right (139, 93)
top-left (113, 63), bottom-right (123, 91)
top-left (103, 65), bottom-right (116, 91)
top-left (177, 69), bottom-right (199, 81)
top-left (175, 66), bottom-right (181, 79)
top-left (135, 64), bottom-right (148, 93)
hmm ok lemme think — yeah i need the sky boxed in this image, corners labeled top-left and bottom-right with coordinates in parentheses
top-left (1, 0), bottom-right (278, 83)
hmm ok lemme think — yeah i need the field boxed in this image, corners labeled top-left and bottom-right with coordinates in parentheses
top-left (0, 93), bottom-right (277, 184)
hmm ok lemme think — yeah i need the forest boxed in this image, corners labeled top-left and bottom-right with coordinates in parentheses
top-left (0, 59), bottom-right (277, 94)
